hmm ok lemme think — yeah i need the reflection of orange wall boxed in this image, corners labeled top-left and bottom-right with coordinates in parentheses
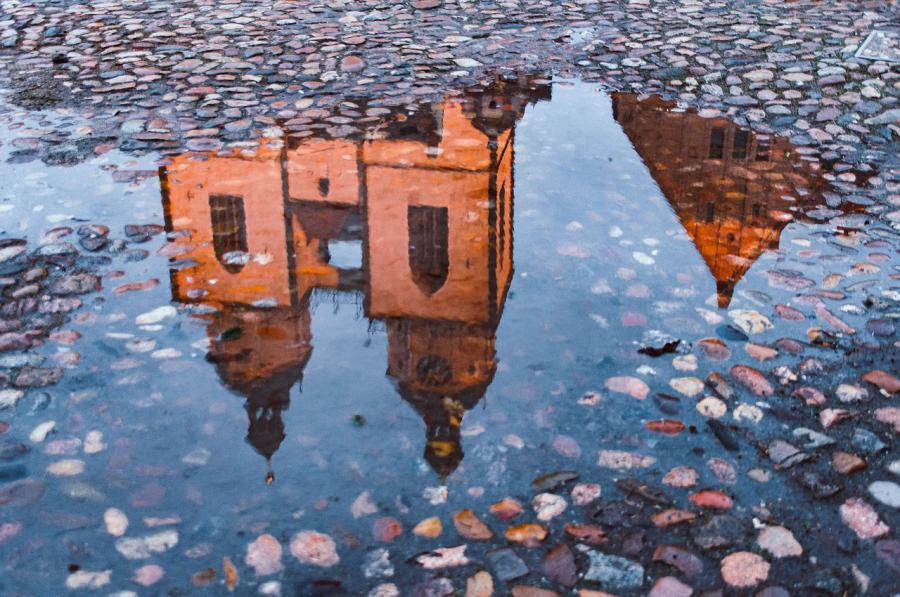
top-left (612, 93), bottom-right (821, 306)
top-left (364, 103), bottom-right (506, 324)
top-left (164, 146), bottom-right (293, 307)
top-left (286, 139), bottom-right (359, 205)
top-left (164, 98), bottom-right (513, 323)
top-left (364, 103), bottom-right (492, 171)
top-left (205, 306), bottom-right (313, 387)
top-left (494, 131), bottom-right (514, 311)
top-left (366, 168), bottom-right (492, 323)
top-left (387, 319), bottom-right (495, 398)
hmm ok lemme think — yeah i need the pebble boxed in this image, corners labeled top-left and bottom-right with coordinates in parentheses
top-left (582, 550), bottom-right (644, 589)
top-left (868, 481), bottom-right (900, 509)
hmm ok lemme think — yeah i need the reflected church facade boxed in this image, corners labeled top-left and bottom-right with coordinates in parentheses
top-left (158, 83), bottom-right (831, 481)
top-left (159, 77), bottom-right (551, 480)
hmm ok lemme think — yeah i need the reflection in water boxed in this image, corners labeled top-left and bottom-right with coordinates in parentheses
top-left (158, 84), bottom-right (833, 481)
top-left (160, 76), bottom-right (552, 480)
top-left (612, 93), bottom-right (825, 308)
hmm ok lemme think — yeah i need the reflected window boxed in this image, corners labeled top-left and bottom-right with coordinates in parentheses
top-left (416, 355), bottom-right (453, 387)
top-left (328, 240), bottom-right (363, 269)
top-left (732, 129), bottom-right (750, 159)
top-left (408, 206), bottom-right (449, 296)
top-left (317, 177), bottom-right (330, 198)
top-left (709, 127), bottom-right (725, 159)
top-left (209, 194), bottom-right (248, 273)
top-left (755, 138), bottom-right (771, 162)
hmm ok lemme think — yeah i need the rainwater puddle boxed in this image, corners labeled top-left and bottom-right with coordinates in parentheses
top-left (1, 79), bottom-right (897, 594)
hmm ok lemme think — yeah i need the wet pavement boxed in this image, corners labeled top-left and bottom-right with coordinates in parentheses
top-left (0, 74), bottom-right (898, 596)
top-left (0, 2), bottom-right (899, 596)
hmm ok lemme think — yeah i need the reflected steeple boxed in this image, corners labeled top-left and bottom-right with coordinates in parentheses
top-left (611, 93), bottom-right (826, 308)
top-left (160, 75), bottom-right (551, 480)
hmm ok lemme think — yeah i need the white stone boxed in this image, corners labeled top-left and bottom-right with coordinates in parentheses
top-left (135, 305), bottom-right (177, 326)
top-left (869, 481), bottom-right (900, 509)
top-left (453, 58), bottom-right (481, 68)
top-left (29, 420), bottom-right (56, 443)
top-left (105, 508), bottom-right (129, 537)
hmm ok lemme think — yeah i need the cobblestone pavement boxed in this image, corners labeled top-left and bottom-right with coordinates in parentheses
top-left (0, 0), bottom-right (897, 176)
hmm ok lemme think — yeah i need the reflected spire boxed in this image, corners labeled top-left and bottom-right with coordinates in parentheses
top-left (160, 75), bottom-right (551, 480)
top-left (611, 92), bottom-right (826, 308)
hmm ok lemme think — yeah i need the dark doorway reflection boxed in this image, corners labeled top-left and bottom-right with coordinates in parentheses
top-left (160, 76), bottom-right (551, 481)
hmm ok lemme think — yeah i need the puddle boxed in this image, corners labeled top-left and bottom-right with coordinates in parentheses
top-left (1, 78), bottom-right (898, 594)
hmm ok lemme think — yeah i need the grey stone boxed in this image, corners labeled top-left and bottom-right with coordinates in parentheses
top-left (692, 515), bottom-right (746, 550)
top-left (869, 481), bottom-right (900, 509)
top-left (792, 427), bottom-right (835, 450)
top-left (583, 551), bottom-right (644, 589)
top-left (864, 109), bottom-right (900, 126)
top-left (852, 428), bottom-right (886, 456)
top-left (487, 548), bottom-right (528, 581)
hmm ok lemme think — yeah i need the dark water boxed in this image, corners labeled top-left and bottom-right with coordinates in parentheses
top-left (1, 78), bottom-right (897, 595)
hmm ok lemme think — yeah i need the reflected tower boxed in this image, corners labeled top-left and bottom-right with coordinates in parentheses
top-left (612, 93), bottom-right (826, 308)
top-left (160, 75), bottom-right (551, 480)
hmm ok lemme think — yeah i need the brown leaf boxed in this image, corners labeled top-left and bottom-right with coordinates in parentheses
top-left (644, 419), bottom-right (685, 436)
top-left (542, 543), bottom-right (577, 587)
top-left (698, 338), bottom-right (731, 361)
top-left (114, 279), bottom-right (160, 295)
top-left (832, 452), bottom-right (866, 475)
top-left (563, 523), bottom-right (607, 544)
top-left (689, 489), bottom-right (733, 510)
top-left (223, 556), bottom-right (238, 591)
top-left (373, 517), bottom-right (403, 542)
top-left (651, 509), bottom-right (696, 528)
top-left (863, 370), bottom-right (900, 394)
top-left (730, 365), bottom-right (774, 396)
top-left (490, 497), bottom-right (524, 521)
top-left (453, 509), bottom-right (493, 540)
top-left (412, 517), bottom-right (443, 538)
top-left (653, 544), bottom-right (704, 576)
top-left (191, 568), bottom-right (216, 587)
top-left (505, 523), bottom-right (548, 547)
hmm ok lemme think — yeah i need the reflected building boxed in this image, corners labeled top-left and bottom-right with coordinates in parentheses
top-left (160, 76), bottom-right (551, 480)
top-left (612, 93), bottom-right (826, 308)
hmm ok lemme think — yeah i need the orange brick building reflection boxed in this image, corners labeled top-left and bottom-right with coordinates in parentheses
top-left (612, 93), bottom-right (825, 308)
top-left (160, 77), bottom-right (550, 480)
